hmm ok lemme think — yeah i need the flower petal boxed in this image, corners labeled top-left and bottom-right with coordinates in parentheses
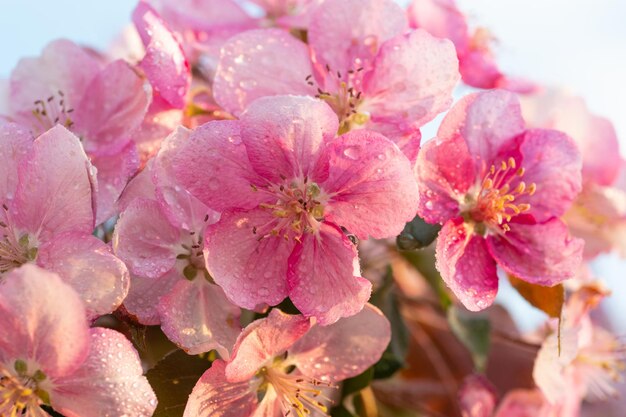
top-left (72, 60), bottom-right (151, 157)
top-left (13, 125), bottom-right (95, 242)
top-left (226, 309), bottom-right (311, 382)
top-left (159, 279), bottom-right (241, 358)
top-left (184, 360), bottom-right (257, 417)
top-left (241, 95), bottom-right (339, 182)
top-left (362, 29), bottom-right (459, 136)
top-left (0, 265), bottom-right (89, 376)
top-left (214, 29), bottom-right (316, 116)
top-left (0, 123), bottom-right (32, 211)
top-left (37, 232), bottom-right (130, 318)
top-left (487, 218), bottom-right (584, 286)
top-left (288, 223), bottom-right (371, 325)
top-left (309, 0), bottom-right (407, 73)
top-left (321, 129), bottom-right (419, 239)
top-left (408, 0), bottom-right (469, 50)
top-left (289, 304), bottom-right (390, 381)
top-left (458, 374), bottom-right (498, 417)
top-left (435, 218), bottom-right (498, 311)
top-left (52, 328), bottom-right (157, 417)
top-left (124, 269), bottom-right (179, 325)
top-left (205, 208), bottom-right (292, 309)
top-left (170, 122), bottom-right (267, 212)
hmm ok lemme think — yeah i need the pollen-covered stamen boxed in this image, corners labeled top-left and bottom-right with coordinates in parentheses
top-left (470, 157), bottom-right (536, 232)
top-left (256, 177), bottom-right (326, 242)
top-left (0, 361), bottom-right (49, 417)
top-left (31, 91), bottom-right (75, 135)
top-left (0, 213), bottom-right (37, 276)
top-left (176, 221), bottom-right (212, 282)
top-left (309, 63), bottom-right (368, 134)
top-left (260, 365), bottom-right (336, 417)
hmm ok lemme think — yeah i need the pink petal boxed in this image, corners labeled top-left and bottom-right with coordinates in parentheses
top-left (487, 218), bottom-right (584, 286)
top-left (289, 304), bottom-right (390, 381)
top-left (124, 269), bottom-right (179, 325)
top-left (493, 389), bottom-right (549, 417)
top-left (226, 309), bottom-right (311, 382)
top-left (13, 125), bottom-right (96, 243)
top-left (458, 374), bottom-right (498, 417)
top-left (204, 208), bottom-right (292, 309)
top-left (133, 99), bottom-right (183, 164)
top-left (91, 141), bottom-right (139, 225)
top-left (0, 265), bottom-right (89, 376)
top-left (155, 0), bottom-right (253, 34)
top-left (37, 232), bottom-right (130, 318)
top-left (134, 2), bottom-right (190, 109)
top-left (116, 159), bottom-right (157, 213)
top-left (240, 95), bottom-right (339, 183)
top-left (288, 223), bottom-right (371, 325)
top-left (52, 328), bottom-right (157, 417)
top-left (408, 0), bottom-right (469, 51)
top-left (362, 29), bottom-right (459, 136)
top-left (0, 123), bottom-right (32, 209)
top-left (213, 29), bottom-right (316, 116)
top-left (320, 129), bottom-right (419, 239)
top-left (113, 198), bottom-right (180, 278)
top-left (184, 360), bottom-right (257, 417)
top-left (438, 90), bottom-right (525, 175)
top-left (72, 60), bottom-right (151, 157)
top-left (159, 279), bottom-right (241, 358)
top-left (415, 133), bottom-right (474, 224)
top-left (435, 218), bottom-right (498, 311)
top-left (308, 0), bottom-right (407, 73)
top-left (9, 39), bottom-right (100, 124)
top-left (514, 129), bottom-right (582, 222)
top-left (170, 122), bottom-right (267, 212)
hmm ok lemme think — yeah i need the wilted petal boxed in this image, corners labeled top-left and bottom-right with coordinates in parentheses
top-left (435, 218), bottom-right (498, 311)
top-left (184, 360), bottom-right (257, 417)
top-left (362, 29), bottom-right (459, 136)
top-left (320, 129), bottom-right (419, 239)
top-left (289, 304), bottom-right (390, 381)
top-left (288, 223), bottom-right (371, 325)
top-left (159, 279), bottom-right (241, 358)
top-left (52, 328), bottom-right (157, 417)
top-left (13, 125), bottom-right (95, 242)
top-left (241, 95), bottom-right (339, 183)
top-left (204, 209), bottom-right (292, 310)
top-left (0, 265), bottom-right (89, 376)
top-left (487, 218), bottom-right (584, 286)
top-left (214, 29), bottom-right (316, 116)
top-left (227, 309), bottom-right (311, 382)
top-left (37, 232), bottom-right (130, 318)
top-left (309, 0), bottom-right (407, 73)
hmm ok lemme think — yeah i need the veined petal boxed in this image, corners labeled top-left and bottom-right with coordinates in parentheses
top-left (123, 269), bottom-right (179, 325)
top-left (0, 123), bottom-right (32, 212)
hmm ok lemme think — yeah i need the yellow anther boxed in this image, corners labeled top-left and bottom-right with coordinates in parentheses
top-left (518, 203), bottom-right (531, 212)
top-left (516, 168), bottom-right (525, 176)
top-left (482, 178), bottom-right (493, 189)
top-left (514, 182), bottom-right (526, 194)
top-left (500, 161), bottom-right (507, 170)
top-left (527, 183), bottom-right (537, 195)
top-left (508, 157), bottom-right (516, 169)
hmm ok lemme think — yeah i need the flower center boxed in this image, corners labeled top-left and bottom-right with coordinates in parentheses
top-left (576, 337), bottom-right (626, 400)
top-left (0, 208), bottom-right (38, 276)
top-left (257, 360), bottom-right (335, 417)
top-left (309, 64), bottom-right (369, 134)
top-left (0, 360), bottom-right (49, 417)
top-left (176, 216), bottom-right (212, 282)
top-left (465, 157), bottom-right (536, 233)
top-left (255, 177), bottom-right (327, 242)
top-left (30, 91), bottom-right (74, 136)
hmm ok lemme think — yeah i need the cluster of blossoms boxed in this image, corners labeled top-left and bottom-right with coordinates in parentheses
top-left (1, 0), bottom-right (624, 416)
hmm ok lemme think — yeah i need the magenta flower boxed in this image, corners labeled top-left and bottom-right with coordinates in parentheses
top-left (407, 0), bottom-right (535, 92)
top-left (0, 265), bottom-right (156, 417)
top-left (212, 0), bottom-right (459, 159)
top-left (184, 304), bottom-right (390, 417)
top-left (0, 123), bottom-right (129, 317)
top-left (113, 127), bottom-right (241, 357)
top-left (4, 39), bottom-right (152, 223)
top-left (416, 90), bottom-right (584, 311)
top-left (171, 95), bottom-right (418, 324)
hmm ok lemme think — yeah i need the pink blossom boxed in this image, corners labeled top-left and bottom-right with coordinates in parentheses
top-left (113, 127), bottom-right (241, 357)
top-left (0, 264), bottom-right (156, 417)
top-left (4, 39), bottom-right (152, 223)
top-left (521, 88), bottom-right (626, 258)
top-left (407, 0), bottom-right (535, 92)
top-left (416, 90), bottom-right (584, 311)
top-left (0, 123), bottom-right (129, 317)
top-left (184, 304), bottom-right (390, 417)
top-left (458, 374), bottom-right (498, 417)
top-left (171, 95), bottom-right (419, 324)
top-left (212, 0), bottom-right (459, 158)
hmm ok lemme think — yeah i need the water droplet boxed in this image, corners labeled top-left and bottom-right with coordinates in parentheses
top-left (425, 201), bottom-right (434, 210)
top-left (343, 146), bottom-right (361, 160)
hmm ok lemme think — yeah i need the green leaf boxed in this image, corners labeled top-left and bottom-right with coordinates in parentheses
top-left (331, 405), bottom-right (355, 417)
top-left (373, 350), bottom-right (404, 379)
top-left (396, 215), bottom-right (442, 251)
top-left (447, 306), bottom-right (491, 372)
top-left (40, 406), bottom-right (66, 417)
top-left (508, 275), bottom-right (564, 318)
top-left (146, 349), bottom-right (213, 417)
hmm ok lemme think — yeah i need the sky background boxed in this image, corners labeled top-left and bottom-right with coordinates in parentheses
top-left (1, 0), bottom-right (625, 331)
